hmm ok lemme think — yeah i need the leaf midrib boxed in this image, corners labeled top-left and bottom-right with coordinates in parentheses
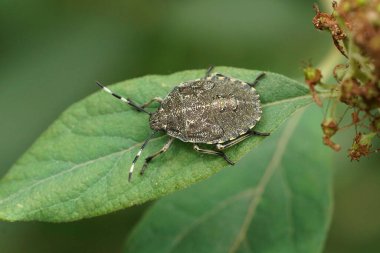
top-left (166, 189), bottom-right (257, 252)
top-left (228, 110), bottom-right (304, 253)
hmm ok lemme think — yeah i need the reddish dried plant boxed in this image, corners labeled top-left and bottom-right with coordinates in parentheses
top-left (349, 132), bottom-right (376, 161)
top-left (313, 1), bottom-right (348, 57)
top-left (306, 0), bottom-right (380, 160)
top-left (321, 118), bottom-right (341, 151)
top-left (303, 64), bottom-right (323, 106)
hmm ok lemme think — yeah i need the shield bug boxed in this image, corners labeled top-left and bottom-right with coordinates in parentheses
top-left (97, 67), bottom-right (270, 181)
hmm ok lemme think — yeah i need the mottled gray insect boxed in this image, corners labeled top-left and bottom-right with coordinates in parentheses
top-left (97, 67), bottom-right (270, 181)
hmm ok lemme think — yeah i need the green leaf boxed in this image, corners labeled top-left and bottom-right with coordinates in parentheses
top-left (124, 107), bottom-right (333, 253)
top-left (0, 67), bottom-right (311, 222)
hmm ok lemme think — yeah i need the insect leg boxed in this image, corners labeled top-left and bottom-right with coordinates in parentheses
top-left (140, 137), bottom-right (174, 175)
top-left (129, 131), bottom-right (158, 181)
top-left (216, 130), bottom-right (270, 150)
top-left (251, 130), bottom-right (270, 136)
top-left (96, 81), bottom-right (151, 114)
top-left (205, 66), bottom-right (215, 78)
top-left (141, 97), bottom-right (163, 108)
top-left (216, 132), bottom-right (254, 150)
top-left (248, 72), bottom-right (266, 87)
top-left (193, 144), bottom-right (235, 165)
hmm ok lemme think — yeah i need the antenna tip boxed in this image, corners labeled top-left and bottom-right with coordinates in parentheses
top-left (96, 81), bottom-right (104, 88)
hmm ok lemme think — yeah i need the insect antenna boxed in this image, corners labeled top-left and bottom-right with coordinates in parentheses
top-left (129, 131), bottom-right (158, 181)
top-left (96, 81), bottom-right (151, 115)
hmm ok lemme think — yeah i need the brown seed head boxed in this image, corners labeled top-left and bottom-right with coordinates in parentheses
top-left (313, 2), bottom-right (347, 57)
top-left (348, 132), bottom-right (375, 161)
top-left (321, 118), bottom-right (339, 138)
top-left (338, 0), bottom-right (380, 77)
top-left (303, 65), bottom-right (323, 106)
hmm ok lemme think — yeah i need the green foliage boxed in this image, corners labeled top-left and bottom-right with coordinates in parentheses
top-left (0, 67), bottom-right (311, 222)
top-left (124, 108), bottom-right (333, 253)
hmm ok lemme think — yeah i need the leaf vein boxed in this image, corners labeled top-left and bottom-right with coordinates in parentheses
top-left (167, 189), bottom-right (256, 253)
top-left (228, 110), bottom-right (304, 253)
top-left (0, 136), bottom-right (166, 206)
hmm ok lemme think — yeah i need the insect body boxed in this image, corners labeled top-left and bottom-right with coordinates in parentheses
top-left (97, 67), bottom-right (270, 181)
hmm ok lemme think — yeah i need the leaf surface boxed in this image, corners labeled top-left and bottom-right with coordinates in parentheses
top-left (124, 108), bottom-right (333, 253)
top-left (0, 67), bottom-right (311, 222)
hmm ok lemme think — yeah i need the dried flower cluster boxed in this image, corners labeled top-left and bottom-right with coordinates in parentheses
top-left (305, 0), bottom-right (380, 160)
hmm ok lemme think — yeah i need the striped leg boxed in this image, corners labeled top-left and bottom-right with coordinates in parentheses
top-left (193, 144), bottom-right (235, 165)
top-left (140, 137), bottom-right (174, 175)
top-left (129, 131), bottom-right (158, 181)
top-left (216, 130), bottom-right (270, 150)
top-left (248, 72), bottom-right (266, 87)
top-left (96, 81), bottom-right (151, 114)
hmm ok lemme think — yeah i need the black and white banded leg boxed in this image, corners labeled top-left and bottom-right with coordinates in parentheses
top-left (193, 144), bottom-right (235, 165)
top-left (96, 81), bottom-right (151, 114)
top-left (248, 72), bottom-right (266, 87)
top-left (216, 130), bottom-right (270, 150)
top-left (129, 131), bottom-right (158, 181)
top-left (140, 137), bottom-right (174, 176)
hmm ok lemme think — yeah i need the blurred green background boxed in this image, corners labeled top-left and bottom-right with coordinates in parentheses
top-left (0, 0), bottom-right (379, 252)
